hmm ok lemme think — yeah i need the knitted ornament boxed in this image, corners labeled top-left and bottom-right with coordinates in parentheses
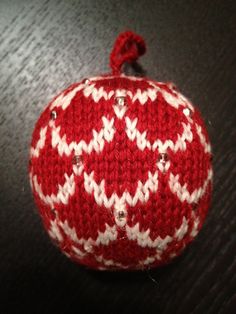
top-left (29, 31), bottom-right (213, 270)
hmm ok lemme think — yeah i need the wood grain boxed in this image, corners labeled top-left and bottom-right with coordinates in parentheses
top-left (0, 0), bottom-right (235, 313)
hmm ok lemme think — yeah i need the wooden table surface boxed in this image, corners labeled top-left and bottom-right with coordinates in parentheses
top-left (0, 1), bottom-right (235, 313)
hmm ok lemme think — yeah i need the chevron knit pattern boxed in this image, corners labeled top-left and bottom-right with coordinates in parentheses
top-left (29, 31), bottom-right (213, 270)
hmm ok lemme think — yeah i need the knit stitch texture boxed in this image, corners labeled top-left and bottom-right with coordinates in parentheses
top-left (29, 31), bottom-right (212, 270)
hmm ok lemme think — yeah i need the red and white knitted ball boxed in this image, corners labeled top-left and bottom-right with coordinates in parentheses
top-left (29, 31), bottom-right (213, 270)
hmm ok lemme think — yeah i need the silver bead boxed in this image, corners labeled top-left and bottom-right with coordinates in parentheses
top-left (84, 78), bottom-right (90, 85)
top-left (183, 108), bottom-right (192, 117)
top-left (116, 96), bottom-right (126, 107)
top-left (72, 155), bottom-right (82, 166)
top-left (50, 111), bottom-right (57, 120)
top-left (84, 243), bottom-right (93, 252)
top-left (158, 153), bottom-right (169, 164)
top-left (117, 210), bottom-right (126, 221)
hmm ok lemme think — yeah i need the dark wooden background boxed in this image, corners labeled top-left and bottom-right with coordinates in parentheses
top-left (0, 0), bottom-right (235, 313)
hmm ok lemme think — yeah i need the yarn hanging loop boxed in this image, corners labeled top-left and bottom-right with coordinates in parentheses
top-left (110, 30), bottom-right (146, 75)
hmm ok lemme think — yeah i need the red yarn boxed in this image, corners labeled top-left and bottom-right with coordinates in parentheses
top-left (110, 30), bottom-right (146, 75)
top-left (29, 32), bottom-right (212, 271)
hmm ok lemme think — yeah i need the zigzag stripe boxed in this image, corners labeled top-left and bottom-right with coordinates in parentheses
top-left (161, 89), bottom-right (194, 111)
top-left (83, 76), bottom-right (194, 110)
top-left (95, 255), bottom-right (128, 269)
top-left (48, 218), bottom-right (118, 257)
top-left (195, 123), bottom-right (212, 153)
top-left (30, 165), bottom-right (158, 212)
top-left (84, 170), bottom-right (158, 208)
top-left (47, 76), bottom-right (194, 113)
top-left (30, 126), bottom-right (48, 158)
top-left (190, 212), bottom-right (200, 237)
top-left (50, 84), bottom-right (85, 111)
top-left (48, 211), bottom-right (198, 268)
top-left (51, 117), bottom-right (115, 156)
top-left (30, 172), bottom-right (75, 207)
top-left (126, 215), bottom-right (189, 250)
top-left (95, 254), bottom-right (162, 269)
top-left (83, 83), bottom-right (115, 102)
top-left (125, 211), bottom-right (200, 266)
top-left (169, 168), bottom-right (213, 204)
top-left (125, 117), bottom-right (193, 152)
top-left (83, 83), bottom-right (159, 104)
